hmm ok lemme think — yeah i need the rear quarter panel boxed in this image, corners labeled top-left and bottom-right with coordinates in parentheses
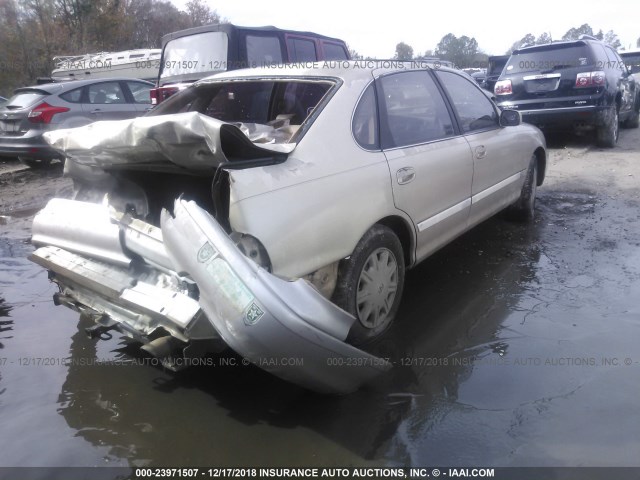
top-left (227, 75), bottom-right (413, 278)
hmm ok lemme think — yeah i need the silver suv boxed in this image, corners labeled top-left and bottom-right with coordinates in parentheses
top-left (0, 78), bottom-right (153, 168)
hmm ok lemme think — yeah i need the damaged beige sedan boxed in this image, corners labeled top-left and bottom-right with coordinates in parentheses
top-left (30, 62), bottom-right (546, 393)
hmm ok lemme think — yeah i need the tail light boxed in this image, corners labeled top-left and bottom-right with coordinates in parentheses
top-left (28, 102), bottom-right (70, 124)
top-left (150, 86), bottom-right (180, 105)
top-left (494, 79), bottom-right (512, 95)
top-left (575, 71), bottom-right (605, 88)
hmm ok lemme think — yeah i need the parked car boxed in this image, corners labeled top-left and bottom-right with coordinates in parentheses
top-left (482, 55), bottom-right (509, 92)
top-left (619, 48), bottom-right (640, 81)
top-left (151, 23), bottom-right (350, 104)
top-left (31, 62), bottom-right (546, 393)
top-left (0, 78), bottom-right (153, 168)
top-left (494, 35), bottom-right (640, 147)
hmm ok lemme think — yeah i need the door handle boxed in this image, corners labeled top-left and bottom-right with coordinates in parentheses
top-left (475, 145), bottom-right (487, 159)
top-left (396, 167), bottom-right (416, 185)
top-left (89, 109), bottom-right (101, 114)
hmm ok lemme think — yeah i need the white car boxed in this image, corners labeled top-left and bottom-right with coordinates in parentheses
top-left (31, 61), bottom-right (546, 393)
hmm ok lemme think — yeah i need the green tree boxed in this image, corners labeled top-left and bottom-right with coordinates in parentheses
top-left (347, 44), bottom-right (363, 60)
top-left (435, 33), bottom-right (479, 68)
top-left (394, 42), bottom-right (413, 60)
top-left (184, 0), bottom-right (222, 28)
top-left (562, 23), bottom-right (594, 41)
top-left (536, 32), bottom-right (552, 45)
top-left (506, 33), bottom-right (535, 54)
top-left (603, 30), bottom-right (621, 49)
top-left (415, 49), bottom-right (434, 60)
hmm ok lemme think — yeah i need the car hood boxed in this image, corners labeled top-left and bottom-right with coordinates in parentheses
top-left (43, 112), bottom-right (296, 170)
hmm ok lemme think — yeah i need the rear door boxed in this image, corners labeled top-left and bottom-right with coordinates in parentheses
top-left (81, 81), bottom-right (138, 120)
top-left (377, 70), bottom-right (473, 262)
top-left (124, 80), bottom-right (153, 114)
top-left (436, 70), bottom-right (526, 226)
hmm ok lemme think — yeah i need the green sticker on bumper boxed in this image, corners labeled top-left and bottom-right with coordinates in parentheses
top-left (205, 257), bottom-right (253, 314)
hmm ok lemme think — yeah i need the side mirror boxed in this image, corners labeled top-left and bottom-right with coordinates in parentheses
top-left (500, 109), bottom-right (521, 127)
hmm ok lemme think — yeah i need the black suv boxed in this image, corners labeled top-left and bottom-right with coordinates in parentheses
top-left (494, 35), bottom-right (640, 147)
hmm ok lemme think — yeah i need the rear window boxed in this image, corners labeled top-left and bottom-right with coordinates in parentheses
top-left (161, 31), bottom-right (229, 79)
top-left (150, 79), bottom-right (334, 141)
top-left (5, 90), bottom-right (48, 108)
top-left (505, 44), bottom-right (593, 75)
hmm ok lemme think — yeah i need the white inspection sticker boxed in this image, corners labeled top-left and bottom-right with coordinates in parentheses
top-left (205, 257), bottom-right (254, 313)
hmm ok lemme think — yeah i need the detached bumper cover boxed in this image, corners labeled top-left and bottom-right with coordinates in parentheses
top-left (30, 198), bottom-right (389, 394)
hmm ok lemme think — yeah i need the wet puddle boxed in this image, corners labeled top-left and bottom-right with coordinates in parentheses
top-left (1, 161), bottom-right (639, 471)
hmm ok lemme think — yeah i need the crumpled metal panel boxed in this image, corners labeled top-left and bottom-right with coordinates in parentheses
top-left (30, 197), bottom-right (391, 393)
top-left (32, 198), bottom-right (131, 267)
top-left (161, 199), bottom-right (391, 394)
top-left (42, 112), bottom-right (295, 169)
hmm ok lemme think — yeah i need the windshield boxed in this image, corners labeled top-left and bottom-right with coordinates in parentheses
top-left (161, 32), bottom-right (229, 79)
top-left (150, 79), bottom-right (335, 143)
top-left (504, 45), bottom-right (593, 75)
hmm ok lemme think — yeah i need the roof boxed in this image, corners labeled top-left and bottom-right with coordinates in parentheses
top-left (195, 60), bottom-right (460, 84)
top-left (161, 23), bottom-right (346, 48)
top-left (15, 77), bottom-right (153, 94)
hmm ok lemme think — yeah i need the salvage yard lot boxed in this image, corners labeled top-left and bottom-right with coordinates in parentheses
top-left (0, 127), bottom-right (639, 469)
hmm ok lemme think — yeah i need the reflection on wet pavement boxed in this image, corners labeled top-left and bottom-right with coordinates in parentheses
top-left (0, 157), bottom-right (639, 470)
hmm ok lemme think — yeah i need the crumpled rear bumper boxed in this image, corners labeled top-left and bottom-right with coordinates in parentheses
top-left (30, 198), bottom-right (390, 394)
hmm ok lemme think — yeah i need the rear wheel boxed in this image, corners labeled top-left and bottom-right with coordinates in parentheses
top-left (596, 107), bottom-right (619, 148)
top-left (507, 155), bottom-right (538, 222)
top-left (332, 225), bottom-right (405, 345)
top-left (623, 106), bottom-right (639, 129)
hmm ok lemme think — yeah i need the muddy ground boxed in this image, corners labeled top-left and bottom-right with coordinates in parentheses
top-left (0, 128), bottom-right (639, 474)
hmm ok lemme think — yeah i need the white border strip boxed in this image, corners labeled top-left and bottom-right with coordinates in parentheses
top-left (417, 198), bottom-right (471, 232)
top-left (472, 171), bottom-right (522, 204)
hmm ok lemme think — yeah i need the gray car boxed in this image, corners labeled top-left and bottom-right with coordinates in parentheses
top-left (0, 78), bottom-right (153, 168)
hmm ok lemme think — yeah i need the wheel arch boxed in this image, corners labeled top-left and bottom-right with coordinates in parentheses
top-left (374, 215), bottom-right (415, 268)
top-left (533, 147), bottom-right (546, 186)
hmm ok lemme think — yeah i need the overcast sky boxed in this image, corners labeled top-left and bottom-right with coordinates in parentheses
top-left (171, 0), bottom-right (639, 57)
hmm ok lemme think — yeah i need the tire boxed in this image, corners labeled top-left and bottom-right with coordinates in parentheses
top-left (332, 225), bottom-right (405, 345)
top-left (596, 106), bottom-right (619, 148)
top-left (18, 157), bottom-right (53, 169)
top-left (623, 107), bottom-right (639, 129)
top-left (507, 155), bottom-right (538, 223)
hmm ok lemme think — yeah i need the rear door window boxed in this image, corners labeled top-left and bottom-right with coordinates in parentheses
top-left (87, 82), bottom-right (127, 104)
top-left (323, 42), bottom-right (349, 60)
top-left (246, 34), bottom-right (283, 66)
top-left (126, 81), bottom-right (152, 104)
top-left (436, 71), bottom-right (499, 133)
top-left (378, 71), bottom-right (455, 149)
top-left (287, 37), bottom-right (317, 62)
top-left (352, 83), bottom-right (379, 149)
top-left (60, 88), bottom-right (83, 103)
